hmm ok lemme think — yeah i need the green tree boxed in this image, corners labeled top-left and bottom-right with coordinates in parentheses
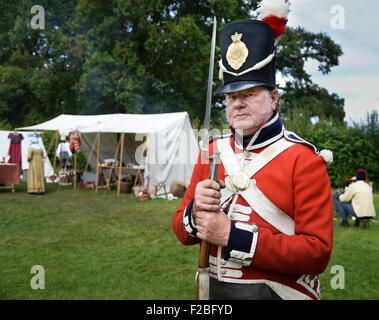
top-left (277, 26), bottom-right (345, 123)
top-left (0, 0), bottom-right (79, 127)
top-left (0, 0), bottom-right (344, 129)
top-left (280, 82), bottom-right (345, 123)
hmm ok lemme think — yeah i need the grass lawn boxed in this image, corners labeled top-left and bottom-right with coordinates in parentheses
top-left (0, 182), bottom-right (378, 300)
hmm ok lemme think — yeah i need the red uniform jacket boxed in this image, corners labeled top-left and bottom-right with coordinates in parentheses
top-left (172, 115), bottom-right (333, 300)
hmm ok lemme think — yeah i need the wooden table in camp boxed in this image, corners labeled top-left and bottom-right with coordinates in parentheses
top-left (121, 165), bottom-right (145, 187)
top-left (132, 166), bottom-right (144, 187)
top-left (0, 163), bottom-right (20, 193)
top-left (97, 164), bottom-right (118, 190)
top-left (96, 164), bottom-right (145, 193)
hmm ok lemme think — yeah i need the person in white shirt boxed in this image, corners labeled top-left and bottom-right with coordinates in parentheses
top-left (56, 138), bottom-right (72, 169)
top-left (338, 169), bottom-right (376, 227)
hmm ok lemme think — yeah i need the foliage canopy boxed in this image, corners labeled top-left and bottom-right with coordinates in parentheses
top-left (1, 0), bottom-right (344, 127)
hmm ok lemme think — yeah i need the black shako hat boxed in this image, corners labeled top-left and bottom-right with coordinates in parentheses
top-left (216, 0), bottom-right (290, 94)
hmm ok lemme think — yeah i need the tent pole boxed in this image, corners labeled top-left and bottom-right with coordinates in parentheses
top-left (96, 132), bottom-right (100, 192)
top-left (53, 131), bottom-right (58, 174)
top-left (147, 133), bottom-right (150, 193)
top-left (74, 152), bottom-right (77, 190)
top-left (45, 130), bottom-right (56, 156)
top-left (117, 133), bottom-right (125, 196)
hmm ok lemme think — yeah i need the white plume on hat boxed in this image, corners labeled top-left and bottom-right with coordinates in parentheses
top-left (256, 0), bottom-right (290, 43)
top-left (257, 0), bottom-right (290, 20)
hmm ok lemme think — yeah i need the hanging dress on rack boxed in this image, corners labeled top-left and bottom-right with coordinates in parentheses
top-left (27, 137), bottom-right (45, 194)
top-left (8, 132), bottom-right (24, 175)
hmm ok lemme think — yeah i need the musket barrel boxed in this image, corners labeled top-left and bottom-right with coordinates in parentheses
top-left (196, 16), bottom-right (218, 301)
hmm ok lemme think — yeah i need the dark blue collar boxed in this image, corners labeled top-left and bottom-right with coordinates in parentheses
top-left (233, 113), bottom-right (284, 150)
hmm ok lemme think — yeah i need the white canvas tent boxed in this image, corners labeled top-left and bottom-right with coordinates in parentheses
top-left (18, 114), bottom-right (117, 132)
top-left (19, 112), bottom-right (199, 194)
top-left (0, 130), bottom-right (54, 178)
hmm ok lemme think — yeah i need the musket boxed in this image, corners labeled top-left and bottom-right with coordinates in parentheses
top-left (195, 16), bottom-right (219, 300)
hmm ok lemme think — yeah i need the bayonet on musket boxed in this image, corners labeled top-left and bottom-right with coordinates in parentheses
top-left (196, 16), bottom-right (219, 301)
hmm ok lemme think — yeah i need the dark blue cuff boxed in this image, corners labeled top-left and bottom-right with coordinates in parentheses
top-left (183, 199), bottom-right (198, 237)
top-left (224, 221), bottom-right (255, 261)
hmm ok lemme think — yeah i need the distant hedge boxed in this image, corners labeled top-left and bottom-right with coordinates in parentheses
top-left (283, 111), bottom-right (379, 190)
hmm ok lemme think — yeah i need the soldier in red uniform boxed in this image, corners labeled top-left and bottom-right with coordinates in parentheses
top-left (172, 0), bottom-right (334, 300)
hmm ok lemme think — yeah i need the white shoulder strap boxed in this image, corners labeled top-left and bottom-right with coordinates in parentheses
top-left (217, 137), bottom-right (295, 235)
top-left (217, 137), bottom-right (295, 178)
top-left (240, 182), bottom-right (295, 235)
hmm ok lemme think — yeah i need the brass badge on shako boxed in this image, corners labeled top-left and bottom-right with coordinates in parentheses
top-left (226, 32), bottom-right (249, 70)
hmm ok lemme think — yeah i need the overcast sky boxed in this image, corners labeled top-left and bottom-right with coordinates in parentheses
top-left (283, 0), bottom-right (379, 124)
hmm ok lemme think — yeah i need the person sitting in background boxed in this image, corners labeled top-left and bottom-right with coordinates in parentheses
top-left (332, 178), bottom-right (354, 217)
top-left (338, 169), bottom-right (376, 227)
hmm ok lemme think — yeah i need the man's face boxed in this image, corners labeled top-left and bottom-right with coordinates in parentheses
top-left (226, 86), bottom-right (278, 136)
